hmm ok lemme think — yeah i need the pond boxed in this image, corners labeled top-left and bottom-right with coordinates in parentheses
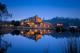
top-left (0, 29), bottom-right (80, 53)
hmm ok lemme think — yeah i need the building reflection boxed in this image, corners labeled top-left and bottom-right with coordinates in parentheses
top-left (20, 29), bottom-right (51, 41)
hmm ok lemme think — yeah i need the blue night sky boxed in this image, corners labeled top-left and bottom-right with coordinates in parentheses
top-left (0, 0), bottom-right (80, 20)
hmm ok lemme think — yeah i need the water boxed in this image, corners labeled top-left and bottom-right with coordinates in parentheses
top-left (1, 32), bottom-right (80, 53)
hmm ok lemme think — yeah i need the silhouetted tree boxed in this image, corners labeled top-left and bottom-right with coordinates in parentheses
top-left (0, 2), bottom-right (12, 21)
top-left (11, 20), bottom-right (20, 26)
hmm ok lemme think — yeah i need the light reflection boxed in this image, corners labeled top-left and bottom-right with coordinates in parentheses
top-left (20, 29), bottom-right (51, 41)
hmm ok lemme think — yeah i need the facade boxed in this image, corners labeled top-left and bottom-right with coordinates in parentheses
top-left (20, 15), bottom-right (51, 28)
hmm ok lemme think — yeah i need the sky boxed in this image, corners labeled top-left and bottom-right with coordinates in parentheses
top-left (0, 0), bottom-right (80, 20)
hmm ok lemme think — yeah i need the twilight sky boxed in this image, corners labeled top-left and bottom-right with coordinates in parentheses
top-left (0, 0), bottom-right (80, 20)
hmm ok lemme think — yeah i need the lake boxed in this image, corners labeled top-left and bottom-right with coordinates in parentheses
top-left (1, 30), bottom-right (80, 53)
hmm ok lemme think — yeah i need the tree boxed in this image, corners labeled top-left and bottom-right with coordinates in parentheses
top-left (11, 20), bottom-right (20, 26)
top-left (0, 2), bottom-right (12, 21)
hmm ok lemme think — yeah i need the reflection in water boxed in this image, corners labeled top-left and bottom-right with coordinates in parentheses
top-left (9, 29), bottom-right (52, 41)
top-left (66, 37), bottom-right (80, 53)
top-left (20, 29), bottom-right (51, 41)
top-left (0, 29), bottom-right (80, 53)
top-left (0, 37), bottom-right (11, 53)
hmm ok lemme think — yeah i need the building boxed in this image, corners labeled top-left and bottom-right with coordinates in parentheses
top-left (20, 15), bottom-right (52, 29)
top-left (20, 15), bottom-right (42, 27)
